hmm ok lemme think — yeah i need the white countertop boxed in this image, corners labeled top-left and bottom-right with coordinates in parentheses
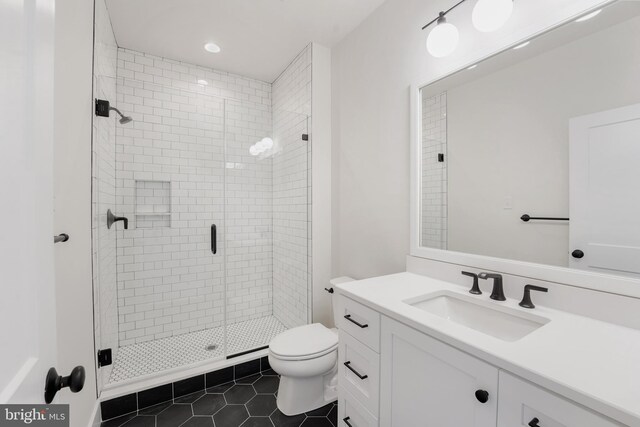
top-left (336, 272), bottom-right (640, 427)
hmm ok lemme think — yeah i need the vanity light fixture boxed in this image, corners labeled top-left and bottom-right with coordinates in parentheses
top-left (575, 9), bottom-right (601, 22)
top-left (422, 0), bottom-right (516, 58)
top-left (204, 42), bottom-right (221, 53)
top-left (472, 0), bottom-right (514, 33)
top-left (426, 13), bottom-right (460, 57)
top-left (513, 41), bottom-right (530, 50)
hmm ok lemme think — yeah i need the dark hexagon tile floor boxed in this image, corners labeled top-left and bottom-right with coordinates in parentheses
top-left (101, 372), bottom-right (338, 427)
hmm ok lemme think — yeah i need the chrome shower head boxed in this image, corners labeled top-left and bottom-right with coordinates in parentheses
top-left (109, 106), bottom-right (133, 125)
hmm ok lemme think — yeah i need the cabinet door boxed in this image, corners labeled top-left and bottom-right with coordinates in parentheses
top-left (498, 372), bottom-right (624, 427)
top-left (380, 316), bottom-right (498, 427)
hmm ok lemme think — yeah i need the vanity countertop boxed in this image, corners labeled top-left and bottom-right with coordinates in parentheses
top-left (336, 272), bottom-right (640, 427)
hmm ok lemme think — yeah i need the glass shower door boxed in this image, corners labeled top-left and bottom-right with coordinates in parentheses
top-left (224, 99), bottom-right (310, 357)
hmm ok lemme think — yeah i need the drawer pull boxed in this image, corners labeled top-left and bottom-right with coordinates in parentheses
top-left (343, 417), bottom-right (354, 427)
top-left (344, 361), bottom-right (368, 380)
top-left (344, 314), bottom-right (368, 328)
top-left (528, 418), bottom-right (540, 427)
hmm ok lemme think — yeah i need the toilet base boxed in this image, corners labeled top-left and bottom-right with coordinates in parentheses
top-left (276, 365), bottom-right (338, 415)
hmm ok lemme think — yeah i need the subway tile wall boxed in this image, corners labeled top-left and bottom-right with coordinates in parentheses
top-left (92, 0), bottom-right (120, 389)
top-left (421, 92), bottom-right (448, 249)
top-left (114, 49), bottom-right (273, 345)
top-left (271, 45), bottom-right (312, 328)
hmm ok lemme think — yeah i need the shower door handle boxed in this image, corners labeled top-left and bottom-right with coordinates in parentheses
top-left (211, 224), bottom-right (217, 254)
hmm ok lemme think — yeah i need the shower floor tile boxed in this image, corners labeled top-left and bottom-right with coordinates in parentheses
top-left (109, 316), bottom-right (288, 384)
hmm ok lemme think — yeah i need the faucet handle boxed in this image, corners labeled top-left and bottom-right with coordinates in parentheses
top-left (519, 285), bottom-right (548, 309)
top-left (461, 271), bottom-right (481, 295)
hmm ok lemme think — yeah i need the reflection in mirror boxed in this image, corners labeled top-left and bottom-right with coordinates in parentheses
top-left (419, 1), bottom-right (640, 278)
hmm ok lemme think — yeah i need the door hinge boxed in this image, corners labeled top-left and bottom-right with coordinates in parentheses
top-left (301, 134), bottom-right (309, 141)
top-left (97, 348), bottom-right (112, 368)
top-left (438, 153), bottom-right (445, 162)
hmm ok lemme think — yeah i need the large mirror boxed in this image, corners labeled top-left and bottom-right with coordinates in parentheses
top-left (417, 1), bottom-right (640, 279)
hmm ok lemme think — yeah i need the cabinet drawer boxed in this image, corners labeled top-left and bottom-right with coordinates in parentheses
top-left (336, 296), bottom-right (380, 351)
top-left (338, 387), bottom-right (378, 427)
top-left (339, 330), bottom-right (380, 416)
top-left (498, 372), bottom-right (623, 427)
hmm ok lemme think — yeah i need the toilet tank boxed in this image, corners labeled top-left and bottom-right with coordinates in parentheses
top-left (329, 276), bottom-right (356, 327)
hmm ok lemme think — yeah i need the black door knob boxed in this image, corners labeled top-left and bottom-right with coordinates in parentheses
top-left (44, 366), bottom-right (85, 403)
top-left (571, 249), bottom-right (585, 259)
top-left (474, 389), bottom-right (489, 403)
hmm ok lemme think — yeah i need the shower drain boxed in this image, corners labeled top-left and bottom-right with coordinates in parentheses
top-left (205, 344), bottom-right (218, 351)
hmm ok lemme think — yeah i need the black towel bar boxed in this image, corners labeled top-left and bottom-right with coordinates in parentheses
top-left (521, 214), bottom-right (569, 222)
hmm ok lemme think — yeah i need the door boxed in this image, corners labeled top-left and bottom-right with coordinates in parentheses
top-left (570, 104), bottom-right (640, 276)
top-left (380, 317), bottom-right (498, 427)
top-left (0, 0), bottom-right (57, 403)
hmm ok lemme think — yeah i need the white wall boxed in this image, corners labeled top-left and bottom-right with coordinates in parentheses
top-left (446, 15), bottom-right (640, 267)
top-left (331, 0), bottom-right (611, 279)
top-left (311, 43), bottom-right (333, 326)
top-left (53, 0), bottom-right (98, 425)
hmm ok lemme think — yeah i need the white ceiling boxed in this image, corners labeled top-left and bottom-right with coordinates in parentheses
top-left (105, 0), bottom-right (386, 82)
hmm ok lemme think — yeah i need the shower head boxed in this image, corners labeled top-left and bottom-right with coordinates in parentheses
top-left (109, 106), bottom-right (133, 125)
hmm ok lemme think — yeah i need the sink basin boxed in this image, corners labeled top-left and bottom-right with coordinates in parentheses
top-left (403, 291), bottom-right (550, 341)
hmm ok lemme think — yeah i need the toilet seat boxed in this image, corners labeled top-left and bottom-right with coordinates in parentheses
top-left (269, 323), bottom-right (338, 361)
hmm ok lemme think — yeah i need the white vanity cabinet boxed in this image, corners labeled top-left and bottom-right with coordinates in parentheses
top-left (336, 294), bottom-right (630, 427)
top-left (379, 316), bottom-right (498, 427)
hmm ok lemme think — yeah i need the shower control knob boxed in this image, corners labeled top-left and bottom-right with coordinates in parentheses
top-left (475, 389), bottom-right (489, 403)
top-left (571, 249), bottom-right (584, 259)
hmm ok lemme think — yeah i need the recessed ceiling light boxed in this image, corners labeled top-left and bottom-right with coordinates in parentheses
top-left (575, 9), bottom-right (601, 22)
top-left (197, 79), bottom-right (209, 86)
top-left (513, 41), bottom-right (530, 50)
top-left (467, 64), bottom-right (478, 70)
top-left (204, 42), bottom-right (221, 53)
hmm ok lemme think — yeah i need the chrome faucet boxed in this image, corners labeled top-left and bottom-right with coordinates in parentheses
top-left (478, 272), bottom-right (506, 301)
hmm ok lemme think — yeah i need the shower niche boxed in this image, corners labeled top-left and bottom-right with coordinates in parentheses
top-left (135, 180), bottom-right (171, 228)
top-left (92, 0), bottom-right (313, 392)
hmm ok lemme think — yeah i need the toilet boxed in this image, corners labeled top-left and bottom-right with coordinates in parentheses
top-left (268, 276), bottom-right (355, 415)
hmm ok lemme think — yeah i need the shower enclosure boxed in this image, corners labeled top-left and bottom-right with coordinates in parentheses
top-left (92, 0), bottom-right (312, 392)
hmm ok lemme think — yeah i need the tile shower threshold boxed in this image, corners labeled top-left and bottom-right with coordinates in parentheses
top-left (106, 316), bottom-right (287, 389)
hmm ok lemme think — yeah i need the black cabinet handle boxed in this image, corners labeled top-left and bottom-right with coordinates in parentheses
top-left (475, 389), bottom-right (489, 403)
top-left (571, 249), bottom-right (584, 259)
top-left (343, 417), bottom-right (354, 427)
top-left (528, 418), bottom-right (540, 427)
top-left (44, 366), bottom-right (85, 404)
top-left (107, 209), bottom-right (128, 230)
top-left (211, 224), bottom-right (217, 254)
top-left (344, 314), bottom-right (368, 328)
top-left (344, 361), bottom-right (368, 380)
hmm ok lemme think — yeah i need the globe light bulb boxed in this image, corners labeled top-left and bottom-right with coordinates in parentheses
top-left (260, 137), bottom-right (274, 150)
top-left (249, 145), bottom-right (259, 156)
top-left (472, 0), bottom-right (514, 33)
top-left (426, 16), bottom-right (459, 58)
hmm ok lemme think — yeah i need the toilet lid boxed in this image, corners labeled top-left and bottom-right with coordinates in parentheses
top-left (269, 323), bottom-right (338, 360)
